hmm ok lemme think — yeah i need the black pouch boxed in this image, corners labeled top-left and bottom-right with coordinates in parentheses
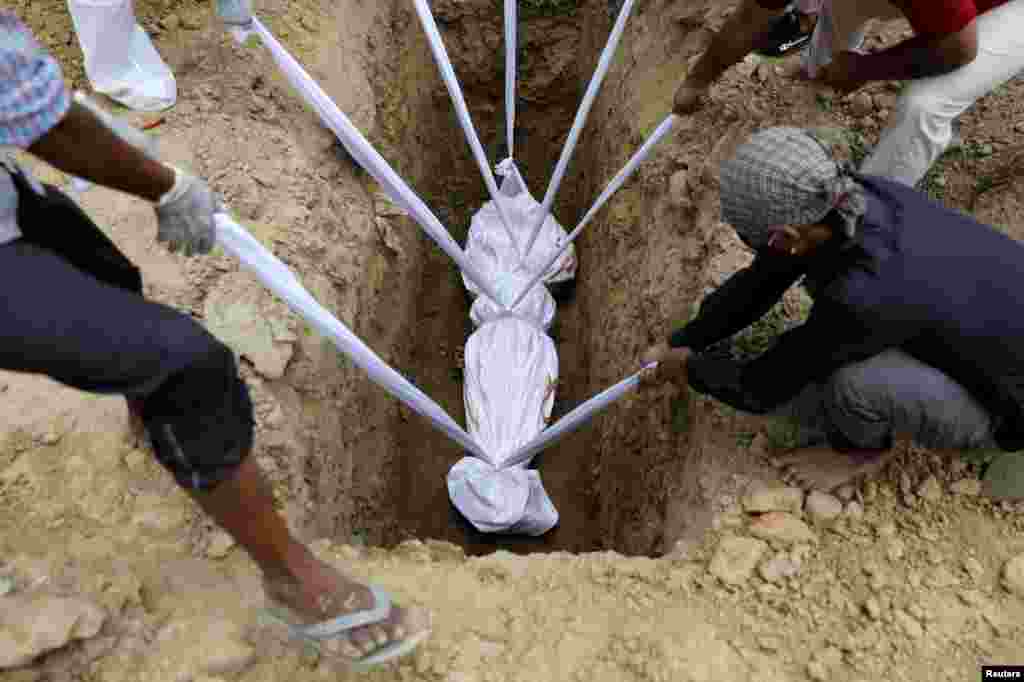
top-left (10, 167), bottom-right (143, 295)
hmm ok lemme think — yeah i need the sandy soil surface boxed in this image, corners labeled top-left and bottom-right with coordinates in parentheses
top-left (3, 1), bottom-right (1024, 680)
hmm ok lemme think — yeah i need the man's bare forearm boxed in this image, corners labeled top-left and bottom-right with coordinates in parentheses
top-left (851, 29), bottom-right (978, 83)
top-left (687, 0), bottom-right (779, 86)
top-left (27, 100), bottom-right (174, 203)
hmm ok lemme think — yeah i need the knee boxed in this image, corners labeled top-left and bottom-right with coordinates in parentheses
top-left (145, 336), bottom-right (255, 491)
top-left (824, 363), bottom-right (892, 450)
top-left (827, 362), bottom-right (873, 414)
top-left (893, 85), bottom-right (949, 130)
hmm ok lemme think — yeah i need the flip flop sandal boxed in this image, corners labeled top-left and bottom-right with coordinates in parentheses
top-left (261, 585), bottom-right (429, 671)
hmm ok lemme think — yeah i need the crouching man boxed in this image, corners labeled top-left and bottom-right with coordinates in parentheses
top-left (640, 126), bottom-right (1023, 493)
top-left (2, 10), bottom-right (427, 668)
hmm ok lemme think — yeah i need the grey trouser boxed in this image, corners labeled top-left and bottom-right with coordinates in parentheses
top-left (777, 350), bottom-right (1000, 452)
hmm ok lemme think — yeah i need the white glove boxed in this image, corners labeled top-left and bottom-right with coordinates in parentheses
top-left (216, 0), bottom-right (253, 26)
top-left (154, 166), bottom-right (219, 257)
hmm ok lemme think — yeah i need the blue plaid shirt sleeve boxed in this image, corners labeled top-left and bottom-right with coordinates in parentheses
top-left (0, 11), bottom-right (70, 149)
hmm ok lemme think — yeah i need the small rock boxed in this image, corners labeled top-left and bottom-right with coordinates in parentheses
top-left (863, 596), bottom-right (882, 620)
top-left (917, 475), bottom-right (943, 502)
top-left (963, 556), bottom-right (985, 581)
top-left (40, 430), bottom-right (61, 446)
top-left (899, 472), bottom-right (914, 496)
top-left (748, 512), bottom-right (818, 546)
top-left (708, 536), bottom-right (768, 585)
top-left (749, 432), bottom-right (770, 458)
top-left (0, 596), bottom-right (106, 669)
top-left (836, 485), bottom-right (856, 502)
top-left (742, 485), bottom-right (804, 515)
top-left (757, 635), bottom-right (782, 651)
top-left (1001, 554), bottom-right (1024, 597)
top-left (123, 450), bottom-right (147, 473)
top-left (849, 92), bottom-right (874, 117)
top-left (893, 609), bottom-right (923, 639)
top-left (844, 501), bottom-right (864, 519)
top-left (154, 618), bottom-right (255, 679)
top-left (162, 13), bottom-right (181, 30)
top-left (876, 522), bottom-right (897, 538)
top-left (758, 554), bottom-right (800, 583)
top-left (205, 531), bottom-right (236, 559)
top-left (875, 93), bottom-right (899, 111)
top-left (950, 478), bottom-right (981, 496)
top-left (958, 589), bottom-right (987, 607)
top-left (668, 170), bottom-right (692, 209)
top-left (805, 491), bottom-right (843, 524)
top-left (182, 14), bottom-right (203, 30)
top-left (886, 539), bottom-right (906, 562)
top-left (807, 647), bottom-right (842, 681)
top-left (863, 480), bottom-right (879, 502)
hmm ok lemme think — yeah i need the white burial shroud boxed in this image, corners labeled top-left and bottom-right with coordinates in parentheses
top-left (447, 167), bottom-right (576, 536)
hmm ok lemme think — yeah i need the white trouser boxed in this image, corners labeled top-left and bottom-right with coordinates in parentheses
top-left (801, 0), bottom-right (1024, 187)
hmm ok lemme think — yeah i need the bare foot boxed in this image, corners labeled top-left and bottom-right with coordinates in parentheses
top-left (774, 447), bottom-right (893, 492)
top-left (263, 558), bottom-right (430, 664)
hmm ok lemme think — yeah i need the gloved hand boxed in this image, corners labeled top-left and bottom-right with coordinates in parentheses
top-left (215, 0), bottom-right (253, 26)
top-left (154, 166), bottom-right (219, 257)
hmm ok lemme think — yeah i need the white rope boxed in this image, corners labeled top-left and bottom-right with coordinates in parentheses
top-left (519, 0), bottom-right (637, 260)
top-left (412, 0), bottom-right (522, 263)
top-left (249, 18), bottom-right (507, 309)
top-left (511, 113), bottom-right (676, 309)
top-left (503, 363), bottom-right (656, 469)
top-left (215, 214), bottom-right (488, 459)
top-left (504, 0), bottom-right (517, 159)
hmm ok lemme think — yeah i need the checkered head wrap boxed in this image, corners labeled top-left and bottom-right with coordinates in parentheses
top-left (719, 126), bottom-right (867, 250)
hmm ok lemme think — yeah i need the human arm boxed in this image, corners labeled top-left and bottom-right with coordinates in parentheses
top-left (668, 254), bottom-right (806, 351)
top-left (687, 302), bottom-right (910, 413)
top-left (674, 0), bottom-right (783, 114)
top-left (1, 12), bottom-right (217, 255)
top-left (28, 101), bottom-right (219, 255)
top-left (818, 5), bottom-right (980, 92)
top-left (28, 100), bottom-right (174, 202)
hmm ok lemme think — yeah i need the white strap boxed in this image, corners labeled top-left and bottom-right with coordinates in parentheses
top-left (214, 214), bottom-right (487, 459)
top-left (504, 0), bottom-right (517, 159)
top-left (503, 363), bottom-right (656, 469)
top-left (412, 0), bottom-right (522, 263)
top-left (520, 0), bottom-right (637, 260)
top-left (250, 18), bottom-right (507, 309)
top-left (510, 113), bottom-right (676, 309)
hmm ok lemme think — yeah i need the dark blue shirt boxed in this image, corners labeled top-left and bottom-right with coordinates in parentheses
top-left (671, 175), bottom-right (1024, 452)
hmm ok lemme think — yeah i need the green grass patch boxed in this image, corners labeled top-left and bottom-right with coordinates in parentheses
top-left (764, 418), bottom-right (804, 452)
top-left (975, 174), bottom-right (996, 196)
top-left (919, 166), bottom-right (947, 202)
top-left (843, 128), bottom-right (869, 168)
top-left (732, 296), bottom-right (811, 358)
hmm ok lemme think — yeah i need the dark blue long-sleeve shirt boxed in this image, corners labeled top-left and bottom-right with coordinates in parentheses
top-left (670, 175), bottom-right (1024, 452)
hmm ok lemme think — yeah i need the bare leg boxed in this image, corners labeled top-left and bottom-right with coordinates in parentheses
top-left (188, 456), bottom-right (429, 661)
top-left (773, 446), bottom-right (896, 491)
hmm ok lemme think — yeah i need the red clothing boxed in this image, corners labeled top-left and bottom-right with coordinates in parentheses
top-left (903, 0), bottom-right (1009, 35)
top-left (756, 0), bottom-right (1011, 35)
